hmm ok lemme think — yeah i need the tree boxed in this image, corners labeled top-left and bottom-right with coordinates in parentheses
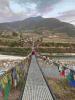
top-left (12, 32), bottom-right (18, 37)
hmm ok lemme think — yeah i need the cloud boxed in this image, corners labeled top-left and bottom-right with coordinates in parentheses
top-left (0, 0), bottom-right (63, 22)
top-left (0, 0), bottom-right (13, 17)
top-left (37, 0), bottom-right (61, 13)
top-left (0, 0), bottom-right (75, 23)
top-left (0, 0), bottom-right (9, 8)
top-left (57, 10), bottom-right (75, 21)
top-left (6, 0), bottom-right (61, 21)
top-left (58, 10), bottom-right (75, 18)
top-left (57, 10), bottom-right (75, 25)
top-left (14, 0), bottom-right (61, 14)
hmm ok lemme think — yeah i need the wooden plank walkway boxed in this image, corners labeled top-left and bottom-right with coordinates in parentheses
top-left (22, 55), bottom-right (54, 100)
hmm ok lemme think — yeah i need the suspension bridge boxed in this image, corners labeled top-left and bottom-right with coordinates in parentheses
top-left (22, 55), bottom-right (55, 100)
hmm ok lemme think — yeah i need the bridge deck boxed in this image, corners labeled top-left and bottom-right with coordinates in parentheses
top-left (22, 55), bottom-right (54, 100)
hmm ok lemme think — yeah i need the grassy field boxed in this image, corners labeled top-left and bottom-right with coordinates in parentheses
top-left (0, 47), bottom-right (32, 56)
top-left (0, 33), bottom-right (32, 56)
top-left (36, 47), bottom-right (75, 53)
top-left (47, 78), bottom-right (75, 100)
top-left (36, 40), bottom-right (75, 53)
top-left (39, 42), bottom-right (75, 47)
top-left (43, 37), bottom-right (75, 43)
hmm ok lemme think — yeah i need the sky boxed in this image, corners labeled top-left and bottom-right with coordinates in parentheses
top-left (0, 0), bottom-right (75, 24)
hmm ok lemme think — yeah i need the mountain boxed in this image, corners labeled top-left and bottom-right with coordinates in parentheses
top-left (0, 16), bottom-right (75, 36)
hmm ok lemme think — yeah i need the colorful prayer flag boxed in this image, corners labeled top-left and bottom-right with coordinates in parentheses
top-left (4, 79), bottom-right (11, 100)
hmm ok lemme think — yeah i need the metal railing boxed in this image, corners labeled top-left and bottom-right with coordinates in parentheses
top-left (36, 56), bottom-right (57, 100)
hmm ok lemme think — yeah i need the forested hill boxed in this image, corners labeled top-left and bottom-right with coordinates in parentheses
top-left (0, 16), bottom-right (75, 36)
